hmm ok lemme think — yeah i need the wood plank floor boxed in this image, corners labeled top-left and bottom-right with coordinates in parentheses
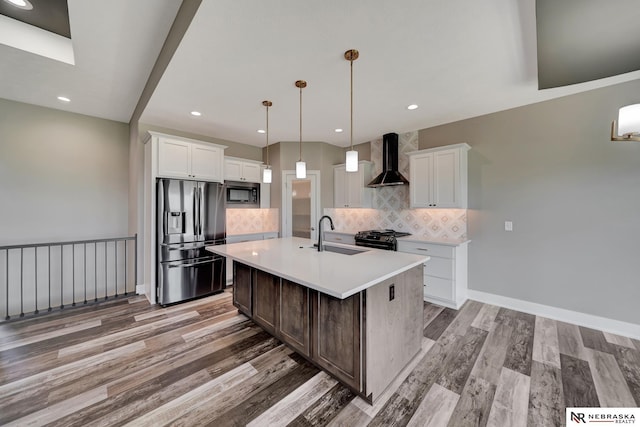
top-left (1, 291), bottom-right (638, 426)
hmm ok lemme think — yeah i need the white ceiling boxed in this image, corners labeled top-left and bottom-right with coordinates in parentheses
top-left (2, 0), bottom-right (639, 147)
top-left (0, 0), bottom-right (180, 122)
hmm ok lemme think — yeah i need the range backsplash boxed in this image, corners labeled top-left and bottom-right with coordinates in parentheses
top-left (226, 208), bottom-right (279, 235)
top-left (324, 131), bottom-right (468, 241)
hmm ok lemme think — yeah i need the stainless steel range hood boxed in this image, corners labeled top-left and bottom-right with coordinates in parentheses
top-left (367, 133), bottom-right (409, 187)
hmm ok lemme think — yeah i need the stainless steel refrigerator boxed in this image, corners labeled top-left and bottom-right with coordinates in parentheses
top-left (157, 178), bottom-right (226, 305)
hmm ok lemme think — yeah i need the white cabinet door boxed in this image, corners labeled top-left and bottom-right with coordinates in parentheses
top-left (225, 158), bottom-right (263, 183)
top-left (158, 138), bottom-right (191, 178)
top-left (397, 240), bottom-right (466, 309)
top-left (409, 153), bottom-right (433, 208)
top-left (241, 162), bottom-right (261, 183)
top-left (409, 144), bottom-right (468, 209)
top-left (224, 159), bottom-right (243, 181)
top-left (158, 138), bottom-right (224, 182)
top-left (191, 144), bottom-right (223, 182)
top-left (433, 149), bottom-right (459, 208)
top-left (333, 161), bottom-right (372, 208)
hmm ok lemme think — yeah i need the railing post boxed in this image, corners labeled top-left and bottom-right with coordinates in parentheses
top-left (5, 250), bottom-right (9, 320)
top-left (134, 234), bottom-right (138, 295)
top-left (124, 240), bottom-right (128, 296)
top-left (20, 248), bottom-right (24, 317)
top-left (115, 241), bottom-right (118, 298)
top-left (83, 243), bottom-right (87, 304)
top-left (94, 242), bottom-right (98, 303)
top-left (104, 241), bottom-right (108, 300)
top-left (48, 247), bottom-right (52, 312)
top-left (60, 245), bottom-right (64, 310)
top-left (34, 248), bottom-right (39, 314)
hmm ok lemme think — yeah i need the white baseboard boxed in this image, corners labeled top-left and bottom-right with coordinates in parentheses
top-left (135, 284), bottom-right (146, 295)
top-left (467, 289), bottom-right (640, 340)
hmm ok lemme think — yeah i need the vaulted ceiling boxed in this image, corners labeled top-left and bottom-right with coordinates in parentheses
top-left (1, 0), bottom-right (639, 147)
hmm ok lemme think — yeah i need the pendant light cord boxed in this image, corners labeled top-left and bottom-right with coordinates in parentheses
top-left (266, 103), bottom-right (269, 164)
top-left (262, 100), bottom-right (272, 167)
top-left (350, 56), bottom-right (354, 152)
top-left (299, 84), bottom-right (303, 161)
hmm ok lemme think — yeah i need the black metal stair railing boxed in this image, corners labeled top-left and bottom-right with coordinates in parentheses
top-left (0, 234), bottom-right (137, 321)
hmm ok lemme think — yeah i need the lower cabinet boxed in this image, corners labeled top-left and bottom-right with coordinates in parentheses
top-left (279, 280), bottom-right (310, 356)
top-left (312, 292), bottom-right (361, 391)
top-left (252, 269), bottom-right (279, 335)
top-left (233, 262), bottom-right (253, 315)
top-left (231, 260), bottom-right (422, 402)
top-left (397, 240), bottom-right (469, 309)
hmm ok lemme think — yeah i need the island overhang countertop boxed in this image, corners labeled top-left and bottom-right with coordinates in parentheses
top-left (206, 237), bottom-right (429, 299)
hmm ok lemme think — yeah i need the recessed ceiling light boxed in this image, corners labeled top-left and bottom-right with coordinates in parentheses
top-left (4, 0), bottom-right (33, 10)
top-left (407, 104), bottom-right (419, 110)
top-left (257, 129), bottom-right (266, 134)
top-left (335, 128), bottom-right (343, 133)
top-left (57, 96), bottom-right (71, 102)
top-left (190, 111), bottom-right (202, 116)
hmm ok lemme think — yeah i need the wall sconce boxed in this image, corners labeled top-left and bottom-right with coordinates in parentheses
top-left (611, 104), bottom-right (640, 142)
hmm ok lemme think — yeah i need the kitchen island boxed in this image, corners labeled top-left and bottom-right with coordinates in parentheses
top-left (207, 237), bottom-right (429, 403)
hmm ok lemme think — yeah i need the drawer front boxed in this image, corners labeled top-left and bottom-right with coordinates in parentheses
top-left (424, 256), bottom-right (453, 280)
top-left (424, 275), bottom-right (454, 302)
top-left (397, 241), bottom-right (454, 258)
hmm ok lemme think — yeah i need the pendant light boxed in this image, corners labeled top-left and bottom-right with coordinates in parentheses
top-left (262, 100), bottom-right (273, 183)
top-left (345, 49), bottom-right (359, 172)
top-left (295, 80), bottom-right (307, 179)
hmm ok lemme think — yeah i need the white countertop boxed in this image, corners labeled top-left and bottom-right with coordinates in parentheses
top-left (206, 237), bottom-right (429, 299)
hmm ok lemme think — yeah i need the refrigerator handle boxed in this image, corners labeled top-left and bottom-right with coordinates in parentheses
top-left (192, 186), bottom-right (198, 236)
top-left (194, 184), bottom-right (200, 237)
top-left (198, 185), bottom-right (204, 237)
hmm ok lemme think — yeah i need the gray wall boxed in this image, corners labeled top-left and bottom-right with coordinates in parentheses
top-left (0, 98), bottom-right (130, 244)
top-left (269, 141), bottom-right (345, 211)
top-left (419, 79), bottom-right (640, 325)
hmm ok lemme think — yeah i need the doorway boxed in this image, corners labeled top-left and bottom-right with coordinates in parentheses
top-left (281, 171), bottom-right (320, 241)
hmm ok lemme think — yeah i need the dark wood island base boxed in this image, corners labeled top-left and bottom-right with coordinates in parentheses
top-left (232, 260), bottom-right (424, 403)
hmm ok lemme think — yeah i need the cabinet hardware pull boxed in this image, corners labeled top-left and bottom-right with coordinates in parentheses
top-left (417, 248), bottom-right (429, 251)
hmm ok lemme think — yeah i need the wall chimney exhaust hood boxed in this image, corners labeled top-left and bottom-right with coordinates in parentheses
top-left (367, 133), bottom-right (409, 187)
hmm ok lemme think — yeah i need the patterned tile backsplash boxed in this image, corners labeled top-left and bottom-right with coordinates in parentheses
top-left (226, 208), bottom-right (279, 235)
top-left (324, 131), bottom-right (468, 241)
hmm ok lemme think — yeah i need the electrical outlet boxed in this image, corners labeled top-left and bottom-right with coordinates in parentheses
top-left (389, 284), bottom-right (395, 301)
top-left (505, 221), bottom-right (513, 231)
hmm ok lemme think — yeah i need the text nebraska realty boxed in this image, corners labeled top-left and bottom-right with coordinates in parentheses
top-left (574, 412), bottom-right (636, 423)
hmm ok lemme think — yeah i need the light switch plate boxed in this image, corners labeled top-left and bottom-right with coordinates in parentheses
top-left (505, 221), bottom-right (513, 231)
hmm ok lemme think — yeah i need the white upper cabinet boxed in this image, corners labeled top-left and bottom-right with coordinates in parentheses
top-left (409, 143), bottom-right (470, 209)
top-left (224, 157), bottom-right (262, 183)
top-left (333, 161), bottom-right (373, 208)
top-left (157, 136), bottom-right (225, 182)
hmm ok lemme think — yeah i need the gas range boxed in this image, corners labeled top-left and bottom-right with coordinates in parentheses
top-left (354, 229), bottom-right (411, 251)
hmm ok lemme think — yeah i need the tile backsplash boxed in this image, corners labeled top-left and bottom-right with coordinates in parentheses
top-left (324, 207), bottom-right (467, 241)
top-left (227, 208), bottom-right (279, 235)
top-left (325, 131), bottom-right (467, 241)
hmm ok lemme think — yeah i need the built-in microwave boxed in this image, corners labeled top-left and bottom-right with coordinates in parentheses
top-left (225, 181), bottom-right (260, 208)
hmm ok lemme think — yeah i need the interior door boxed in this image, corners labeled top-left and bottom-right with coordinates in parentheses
top-left (282, 171), bottom-right (320, 240)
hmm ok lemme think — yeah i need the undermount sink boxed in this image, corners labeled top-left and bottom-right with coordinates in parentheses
top-left (308, 244), bottom-right (367, 255)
